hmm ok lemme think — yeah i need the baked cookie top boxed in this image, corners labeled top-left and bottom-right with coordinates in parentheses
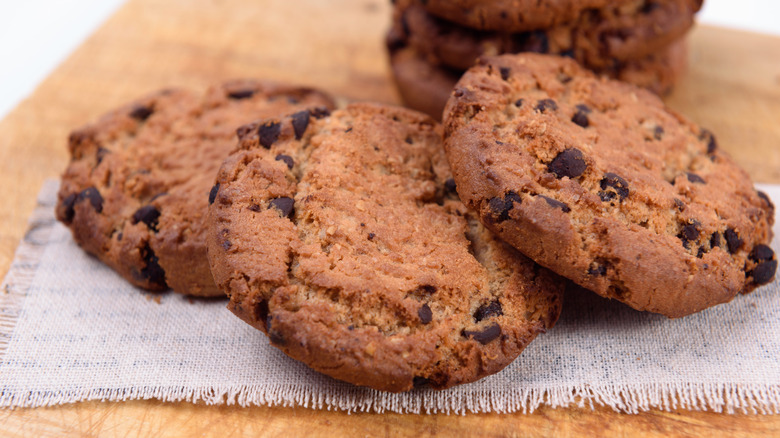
top-left (443, 54), bottom-right (775, 318)
top-left (397, 0), bottom-right (697, 71)
top-left (207, 103), bottom-right (564, 392)
top-left (56, 80), bottom-right (334, 296)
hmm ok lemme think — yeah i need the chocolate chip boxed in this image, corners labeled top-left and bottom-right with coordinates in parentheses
top-left (275, 154), bottom-right (294, 169)
top-left (129, 105), bottom-right (153, 121)
top-left (208, 183), bottom-right (220, 205)
top-left (404, 136), bottom-right (413, 144)
top-left (640, 1), bottom-right (661, 13)
top-left (266, 317), bottom-right (286, 345)
top-left (588, 264), bottom-right (607, 276)
top-left (444, 178), bottom-right (457, 194)
top-left (571, 109), bottom-right (589, 128)
top-left (674, 199), bottom-right (686, 211)
top-left (699, 129), bottom-right (718, 154)
top-left (462, 323), bottom-right (501, 344)
top-left (419, 285), bottom-right (437, 294)
top-left (61, 193), bottom-right (77, 223)
top-left (535, 99), bottom-right (558, 113)
top-left (749, 244), bottom-right (774, 262)
top-left (310, 106), bottom-right (331, 119)
top-left (257, 121), bottom-right (281, 148)
top-left (653, 126), bottom-right (664, 140)
top-left (697, 246), bottom-right (706, 258)
top-left (222, 239), bottom-right (232, 250)
top-left (499, 67), bottom-right (510, 80)
top-left (248, 204), bottom-right (261, 212)
top-left (131, 205), bottom-right (161, 231)
top-left (418, 304), bottom-right (432, 324)
top-left (227, 89), bottom-right (255, 99)
top-left (749, 260), bottom-right (777, 285)
top-left (725, 228), bottom-right (743, 254)
top-left (757, 191), bottom-right (774, 210)
top-left (269, 197), bottom-right (295, 218)
top-left (291, 110), bottom-right (310, 140)
top-left (514, 99), bottom-right (524, 107)
top-left (77, 187), bottom-right (103, 213)
top-left (254, 300), bottom-right (269, 325)
top-left (140, 244), bottom-right (166, 288)
top-left (474, 300), bottom-right (502, 322)
top-left (367, 232), bottom-right (375, 241)
top-left (538, 195), bottom-right (570, 212)
top-left (687, 173), bottom-right (706, 184)
top-left (599, 173), bottom-right (629, 201)
top-left (488, 191), bottom-right (521, 222)
top-left (548, 148), bottom-right (586, 178)
top-left (413, 376), bottom-right (430, 388)
top-left (710, 232), bottom-right (722, 249)
top-left (679, 222), bottom-right (700, 243)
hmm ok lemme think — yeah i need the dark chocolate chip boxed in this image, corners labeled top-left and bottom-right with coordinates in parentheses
top-left (208, 183), bottom-right (220, 205)
top-left (140, 244), bottom-right (166, 288)
top-left (599, 173), bottom-right (629, 201)
top-left (679, 222), bottom-right (700, 242)
top-left (588, 264), bottom-right (607, 276)
top-left (291, 110), bottom-right (310, 140)
top-left (444, 178), bottom-right (457, 194)
top-left (129, 105), bottom-right (153, 121)
top-left (419, 285), bottom-right (437, 294)
top-left (269, 197), bottom-right (295, 218)
top-left (131, 205), bottom-right (161, 231)
top-left (488, 191), bottom-right (521, 222)
top-left (257, 121), bottom-right (281, 148)
top-left (413, 376), bottom-right (430, 388)
top-left (77, 187), bottom-right (104, 213)
top-left (653, 126), bottom-right (664, 140)
top-left (266, 317), bottom-right (286, 345)
top-left (514, 99), bottom-right (524, 107)
top-left (367, 232), bottom-right (375, 241)
top-left (757, 190), bottom-right (774, 210)
top-left (548, 148), bottom-right (586, 178)
top-left (687, 173), bottom-right (706, 184)
top-left (61, 193), bottom-right (77, 223)
top-left (674, 199), bottom-right (686, 211)
top-left (418, 304), bottom-right (432, 324)
top-left (699, 129), bottom-right (718, 154)
top-left (749, 244), bottom-right (775, 262)
top-left (571, 109), bottom-right (589, 128)
top-left (710, 232), bottom-right (722, 249)
top-left (474, 300), bottom-right (502, 322)
top-left (227, 89), bottom-right (255, 99)
top-left (310, 106), bottom-right (331, 119)
top-left (725, 228), bottom-right (743, 254)
top-left (275, 154), bottom-right (294, 169)
top-left (499, 67), bottom-right (510, 80)
top-left (538, 195), bottom-right (570, 212)
top-left (535, 99), bottom-right (558, 113)
top-left (404, 136), bottom-right (414, 145)
top-left (697, 246), bottom-right (706, 258)
top-left (254, 300), bottom-right (269, 326)
top-left (749, 260), bottom-right (777, 285)
top-left (222, 239), bottom-right (232, 250)
top-left (462, 323), bottom-right (501, 344)
top-left (248, 204), bottom-right (261, 212)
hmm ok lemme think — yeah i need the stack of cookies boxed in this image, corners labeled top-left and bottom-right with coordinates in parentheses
top-left (387, 0), bottom-right (703, 120)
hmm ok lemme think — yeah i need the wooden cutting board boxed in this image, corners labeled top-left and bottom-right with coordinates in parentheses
top-left (1, 0), bottom-right (779, 435)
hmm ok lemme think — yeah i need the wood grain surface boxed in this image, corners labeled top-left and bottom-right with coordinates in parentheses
top-left (0, 0), bottom-right (779, 436)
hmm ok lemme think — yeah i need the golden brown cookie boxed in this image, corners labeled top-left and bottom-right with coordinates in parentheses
top-left (443, 53), bottom-right (775, 318)
top-left (207, 103), bottom-right (564, 391)
top-left (56, 80), bottom-right (335, 296)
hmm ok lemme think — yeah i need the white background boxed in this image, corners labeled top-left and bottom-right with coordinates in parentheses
top-left (1, 0), bottom-right (779, 120)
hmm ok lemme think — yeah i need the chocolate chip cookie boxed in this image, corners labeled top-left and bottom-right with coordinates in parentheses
top-left (398, 0), bottom-right (697, 71)
top-left (207, 103), bottom-right (564, 391)
top-left (388, 41), bottom-right (687, 121)
top-left (443, 53), bottom-right (775, 318)
top-left (56, 80), bottom-right (335, 296)
top-left (418, 0), bottom-right (703, 33)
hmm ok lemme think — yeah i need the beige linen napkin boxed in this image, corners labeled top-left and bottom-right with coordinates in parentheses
top-left (1, 179), bottom-right (778, 414)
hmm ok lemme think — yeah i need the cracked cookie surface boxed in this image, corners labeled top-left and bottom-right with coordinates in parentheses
top-left (207, 103), bottom-right (564, 392)
top-left (56, 80), bottom-right (334, 296)
top-left (443, 53), bottom-right (775, 318)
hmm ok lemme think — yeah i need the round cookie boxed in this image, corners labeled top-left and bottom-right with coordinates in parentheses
top-left (56, 80), bottom-right (335, 296)
top-left (398, 0), bottom-right (697, 71)
top-left (388, 41), bottom-right (687, 121)
top-left (443, 53), bottom-right (776, 318)
top-left (207, 103), bottom-right (564, 392)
